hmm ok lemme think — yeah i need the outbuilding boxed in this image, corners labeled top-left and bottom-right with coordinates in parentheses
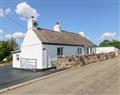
top-left (96, 47), bottom-right (118, 56)
top-left (13, 17), bottom-right (96, 70)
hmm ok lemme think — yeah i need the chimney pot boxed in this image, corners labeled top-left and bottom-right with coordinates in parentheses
top-left (31, 16), bottom-right (34, 18)
top-left (56, 22), bottom-right (59, 25)
top-left (28, 16), bottom-right (37, 30)
top-left (54, 22), bottom-right (62, 32)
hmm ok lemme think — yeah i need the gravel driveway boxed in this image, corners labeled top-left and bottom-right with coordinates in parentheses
top-left (2, 56), bottom-right (120, 95)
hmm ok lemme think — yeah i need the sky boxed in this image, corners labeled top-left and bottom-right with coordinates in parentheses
top-left (0, 0), bottom-right (119, 45)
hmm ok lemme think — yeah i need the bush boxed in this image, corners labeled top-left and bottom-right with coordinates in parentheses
top-left (0, 38), bottom-right (18, 63)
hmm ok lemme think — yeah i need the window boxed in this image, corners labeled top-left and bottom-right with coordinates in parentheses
top-left (42, 48), bottom-right (46, 50)
top-left (90, 48), bottom-right (92, 53)
top-left (57, 47), bottom-right (63, 56)
top-left (84, 47), bottom-right (89, 54)
top-left (87, 48), bottom-right (89, 54)
top-left (92, 48), bottom-right (96, 53)
top-left (16, 54), bottom-right (19, 60)
top-left (77, 48), bottom-right (82, 55)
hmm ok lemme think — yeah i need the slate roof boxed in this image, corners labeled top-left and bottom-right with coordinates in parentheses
top-left (34, 27), bottom-right (96, 47)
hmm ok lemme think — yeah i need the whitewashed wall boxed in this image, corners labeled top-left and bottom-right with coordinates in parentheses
top-left (96, 47), bottom-right (118, 56)
top-left (13, 52), bottom-right (21, 68)
top-left (42, 44), bottom-right (94, 68)
top-left (21, 44), bottom-right (42, 69)
top-left (20, 29), bottom-right (43, 69)
top-left (22, 30), bottom-right (41, 46)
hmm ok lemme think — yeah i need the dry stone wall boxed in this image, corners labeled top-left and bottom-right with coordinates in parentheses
top-left (55, 52), bottom-right (116, 70)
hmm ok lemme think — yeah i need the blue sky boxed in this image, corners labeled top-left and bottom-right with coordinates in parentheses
top-left (0, 0), bottom-right (119, 45)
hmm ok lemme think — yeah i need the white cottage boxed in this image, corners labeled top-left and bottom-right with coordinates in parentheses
top-left (13, 16), bottom-right (96, 71)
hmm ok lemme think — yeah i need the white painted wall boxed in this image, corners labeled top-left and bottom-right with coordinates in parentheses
top-left (53, 24), bottom-right (62, 32)
top-left (27, 17), bottom-right (37, 30)
top-left (21, 44), bottom-right (42, 69)
top-left (42, 44), bottom-right (94, 68)
top-left (22, 30), bottom-right (41, 47)
top-left (13, 52), bottom-right (21, 68)
top-left (12, 29), bottom-right (43, 69)
top-left (96, 47), bottom-right (118, 56)
top-left (21, 29), bottom-right (43, 69)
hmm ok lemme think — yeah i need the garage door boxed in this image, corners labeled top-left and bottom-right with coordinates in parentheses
top-left (20, 58), bottom-right (37, 69)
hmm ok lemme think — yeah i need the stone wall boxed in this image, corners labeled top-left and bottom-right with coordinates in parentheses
top-left (55, 52), bottom-right (116, 70)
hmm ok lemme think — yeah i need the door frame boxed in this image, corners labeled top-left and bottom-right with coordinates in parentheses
top-left (42, 48), bottom-right (48, 68)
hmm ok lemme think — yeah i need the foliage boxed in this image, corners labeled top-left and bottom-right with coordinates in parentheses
top-left (99, 40), bottom-right (120, 49)
top-left (0, 38), bottom-right (18, 63)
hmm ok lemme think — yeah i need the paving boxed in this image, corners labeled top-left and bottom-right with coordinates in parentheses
top-left (1, 56), bottom-right (120, 95)
top-left (0, 65), bottom-right (57, 89)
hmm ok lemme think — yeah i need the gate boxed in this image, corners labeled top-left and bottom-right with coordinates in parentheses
top-left (20, 58), bottom-right (37, 70)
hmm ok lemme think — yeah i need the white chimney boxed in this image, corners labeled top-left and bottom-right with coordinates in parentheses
top-left (28, 16), bottom-right (38, 30)
top-left (53, 22), bottom-right (62, 32)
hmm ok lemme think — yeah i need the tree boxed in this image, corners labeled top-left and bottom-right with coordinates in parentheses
top-left (8, 38), bottom-right (18, 51)
top-left (0, 38), bottom-right (18, 63)
top-left (99, 40), bottom-right (120, 49)
top-left (111, 40), bottom-right (120, 49)
top-left (99, 40), bottom-right (110, 46)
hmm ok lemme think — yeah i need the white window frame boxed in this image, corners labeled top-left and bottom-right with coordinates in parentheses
top-left (77, 48), bottom-right (82, 55)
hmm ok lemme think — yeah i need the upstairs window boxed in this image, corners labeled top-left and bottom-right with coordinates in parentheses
top-left (57, 47), bottom-right (63, 56)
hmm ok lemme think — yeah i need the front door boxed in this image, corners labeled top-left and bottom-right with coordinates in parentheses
top-left (42, 48), bottom-right (48, 68)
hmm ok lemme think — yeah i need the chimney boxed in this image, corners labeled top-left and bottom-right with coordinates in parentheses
top-left (53, 22), bottom-right (62, 32)
top-left (27, 16), bottom-right (38, 30)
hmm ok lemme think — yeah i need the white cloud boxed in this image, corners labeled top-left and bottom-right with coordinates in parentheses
top-left (0, 29), bottom-right (3, 34)
top-left (79, 32), bottom-right (90, 39)
top-left (5, 32), bottom-right (26, 39)
top-left (0, 8), bottom-right (11, 17)
top-left (0, 9), bottom-right (4, 17)
top-left (0, 29), bottom-right (4, 40)
top-left (5, 8), bottom-right (11, 15)
top-left (5, 34), bottom-right (12, 39)
top-left (0, 29), bottom-right (3, 40)
top-left (100, 32), bottom-right (116, 40)
top-left (15, 2), bottom-right (39, 19)
top-left (20, 16), bottom-right (26, 21)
